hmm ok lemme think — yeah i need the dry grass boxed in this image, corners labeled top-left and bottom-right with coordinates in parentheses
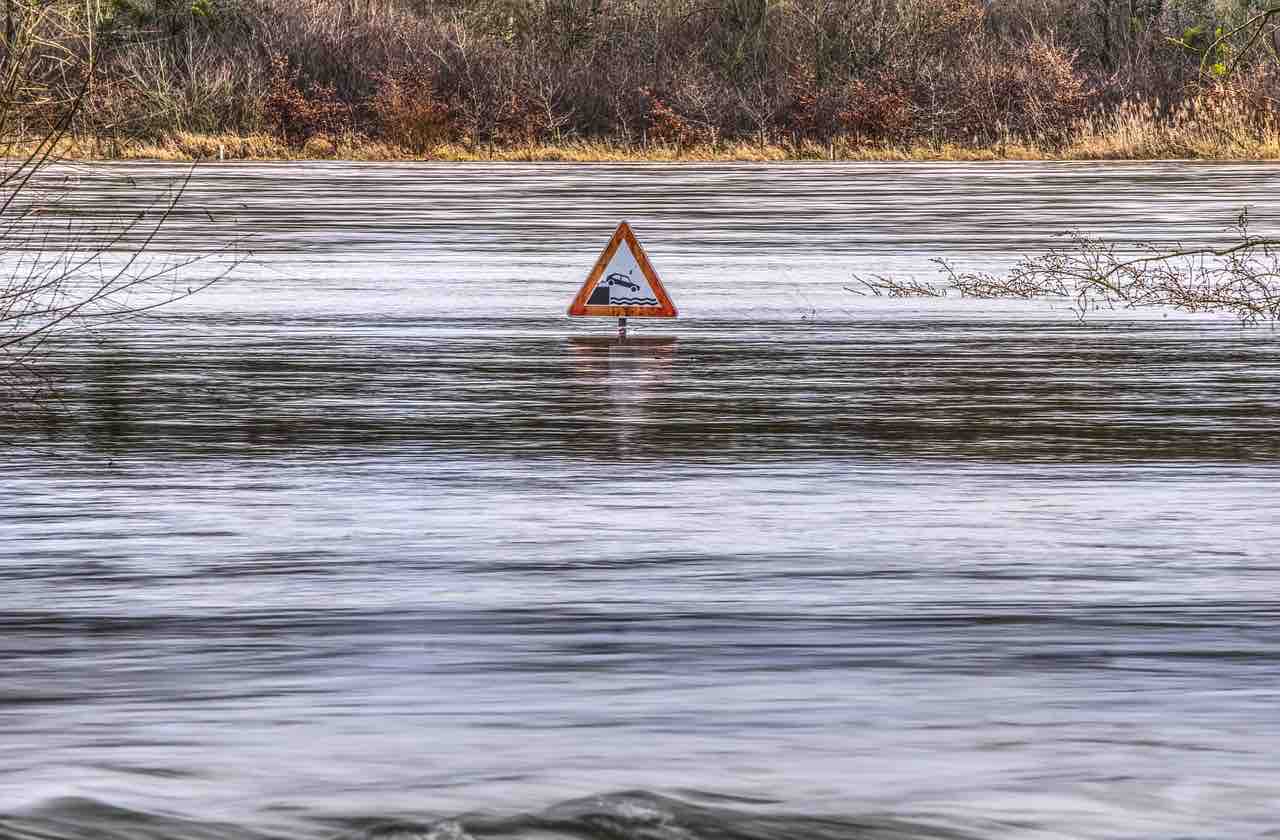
top-left (1068, 98), bottom-right (1280, 160)
top-left (17, 108), bottom-right (1280, 163)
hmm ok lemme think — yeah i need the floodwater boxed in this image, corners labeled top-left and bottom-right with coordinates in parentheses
top-left (3, 162), bottom-right (1280, 840)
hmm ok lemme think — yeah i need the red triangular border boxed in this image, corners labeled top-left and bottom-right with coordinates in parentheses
top-left (567, 222), bottom-right (678, 318)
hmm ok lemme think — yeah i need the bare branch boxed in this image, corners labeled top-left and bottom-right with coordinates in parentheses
top-left (901, 210), bottom-right (1280, 324)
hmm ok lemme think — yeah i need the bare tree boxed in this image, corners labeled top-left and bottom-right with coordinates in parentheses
top-left (1, 0), bottom-right (226, 396)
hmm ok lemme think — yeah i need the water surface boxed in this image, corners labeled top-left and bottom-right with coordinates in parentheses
top-left (3, 162), bottom-right (1280, 840)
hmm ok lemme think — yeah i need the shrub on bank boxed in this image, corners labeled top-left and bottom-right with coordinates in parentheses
top-left (20, 0), bottom-right (1280, 158)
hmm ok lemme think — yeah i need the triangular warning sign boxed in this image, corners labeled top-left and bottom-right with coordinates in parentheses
top-left (568, 222), bottom-right (677, 318)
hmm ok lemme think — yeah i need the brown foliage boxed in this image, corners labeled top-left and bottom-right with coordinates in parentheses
top-left (1019, 40), bottom-right (1090, 140)
top-left (263, 53), bottom-right (353, 146)
top-left (492, 90), bottom-right (548, 146)
top-left (369, 67), bottom-right (454, 152)
top-left (642, 88), bottom-right (714, 147)
top-left (836, 78), bottom-right (914, 141)
top-left (911, 0), bottom-right (987, 53)
top-left (968, 38), bottom-right (1089, 145)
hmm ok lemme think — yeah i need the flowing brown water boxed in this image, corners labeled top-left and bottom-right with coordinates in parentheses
top-left (2, 162), bottom-right (1280, 840)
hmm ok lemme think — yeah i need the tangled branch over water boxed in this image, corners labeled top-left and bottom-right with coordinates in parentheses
top-left (845, 275), bottom-right (949, 299)
top-left (851, 210), bottom-right (1280, 323)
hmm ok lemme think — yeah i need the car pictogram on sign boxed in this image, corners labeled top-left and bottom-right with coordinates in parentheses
top-left (605, 273), bottom-right (640, 292)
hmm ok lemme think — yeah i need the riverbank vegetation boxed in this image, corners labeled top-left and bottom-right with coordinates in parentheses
top-left (5, 0), bottom-right (1280, 160)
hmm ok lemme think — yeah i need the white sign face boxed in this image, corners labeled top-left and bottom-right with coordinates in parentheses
top-left (583, 239), bottom-right (661, 308)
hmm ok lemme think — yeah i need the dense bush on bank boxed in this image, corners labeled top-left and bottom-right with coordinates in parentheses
top-left (8, 0), bottom-right (1280, 158)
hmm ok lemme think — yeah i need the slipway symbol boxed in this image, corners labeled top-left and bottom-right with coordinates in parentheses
top-left (567, 222), bottom-right (678, 318)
